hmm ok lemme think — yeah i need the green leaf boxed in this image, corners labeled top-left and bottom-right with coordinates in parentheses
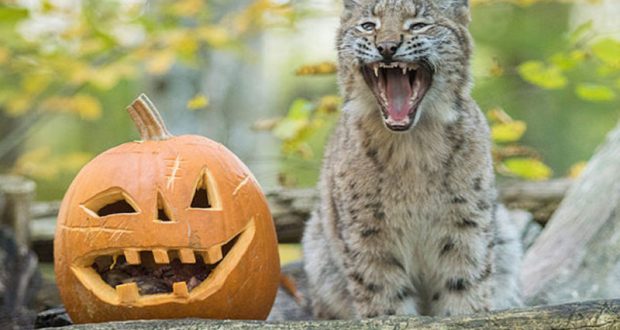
top-left (518, 61), bottom-right (567, 89)
top-left (286, 98), bottom-right (313, 120)
top-left (569, 20), bottom-right (593, 45)
top-left (491, 121), bottom-right (527, 143)
top-left (550, 50), bottom-right (585, 71)
top-left (503, 158), bottom-right (552, 181)
top-left (0, 6), bottom-right (28, 26)
top-left (591, 38), bottom-right (620, 69)
top-left (575, 83), bottom-right (616, 102)
top-left (186, 94), bottom-right (209, 110)
top-left (272, 119), bottom-right (307, 141)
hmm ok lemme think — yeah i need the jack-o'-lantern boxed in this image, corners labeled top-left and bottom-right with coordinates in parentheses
top-left (54, 94), bottom-right (279, 324)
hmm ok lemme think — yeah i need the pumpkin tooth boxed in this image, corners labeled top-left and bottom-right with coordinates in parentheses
top-left (202, 246), bottom-right (223, 264)
top-left (116, 282), bottom-right (140, 303)
top-left (179, 249), bottom-right (196, 264)
top-left (124, 249), bottom-right (141, 265)
top-left (172, 281), bottom-right (190, 298)
top-left (152, 249), bottom-right (170, 264)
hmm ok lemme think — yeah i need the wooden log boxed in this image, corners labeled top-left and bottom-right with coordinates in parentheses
top-left (265, 188), bottom-right (318, 243)
top-left (29, 179), bottom-right (568, 246)
top-left (521, 120), bottom-right (620, 305)
top-left (0, 175), bottom-right (36, 247)
top-left (498, 178), bottom-right (572, 224)
top-left (40, 299), bottom-right (620, 329)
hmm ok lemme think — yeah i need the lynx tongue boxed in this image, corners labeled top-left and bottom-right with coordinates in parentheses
top-left (385, 68), bottom-right (413, 122)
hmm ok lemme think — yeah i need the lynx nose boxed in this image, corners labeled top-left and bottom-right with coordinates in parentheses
top-left (376, 41), bottom-right (401, 61)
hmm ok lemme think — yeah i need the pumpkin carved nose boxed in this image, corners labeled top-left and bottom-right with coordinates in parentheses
top-left (376, 41), bottom-right (401, 61)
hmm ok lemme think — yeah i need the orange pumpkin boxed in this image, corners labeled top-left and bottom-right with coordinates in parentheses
top-left (54, 94), bottom-right (279, 323)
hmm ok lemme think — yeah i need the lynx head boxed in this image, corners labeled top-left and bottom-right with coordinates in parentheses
top-left (338, 0), bottom-right (473, 131)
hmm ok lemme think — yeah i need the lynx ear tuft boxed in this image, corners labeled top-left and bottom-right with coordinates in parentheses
top-left (437, 0), bottom-right (470, 26)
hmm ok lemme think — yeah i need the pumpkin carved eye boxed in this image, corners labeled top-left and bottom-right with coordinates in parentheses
top-left (190, 170), bottom-right (214, 209)
top-left (82, 188), bottom-right (139, 218)
top-left (156, 192), bottom-right (174, 222)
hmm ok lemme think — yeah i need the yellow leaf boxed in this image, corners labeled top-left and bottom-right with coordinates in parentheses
top-left (0, 47), bottom-right (9, 65)
top-left (550, 50), bottom-right (585, 71)
top-left (6, 96), bottom-right (32, 116)
top-left (568, 161), bottom-right (587, 179)
top-left (502, 158), bottom-right (552, 181)
top-left (41, 94), bottom-right (102, 120)
top-left (170, 0), bottom-right (204, 16)
top-left (575, 83), bottom-right (616, 102)
top-left (89, 63), bottom-right (136, 90)
top-left (486, 107), bottom-right (513, 124)
top-left (13, 147), bottom-right (58, 180)
top-left (317, 95), bottom-right (342, 114)
top-left (296, 62), bottom-right (337, 76)
top-left (146, 51), bottom-right (176, 75)
top-left (186, 94), bottom-right (209, 110)
top-left (169, 33), bottom-right (199, 57)
top-left (13, 148), bottom-right (93, 181)
top-left (22, 74), bottom-right (52, 94)
top-left (489, 59), bottom-right (504, 77)
top-left (492, 121), bottom-right (527, 143)
top-left (516, 0), bottom-right (538, 6)
top-left (71, 94), bottom-right (102, 120)
top-left (68, 62), bottom-right (92, 85)
top-left (197, 26), bottom-right (231, 48)
top-left (278, 244), bottom-right (302, 265)
top-left (518, 61), bottom-right (567, 89)
top-left (591, 38), bottom-right (620, 69)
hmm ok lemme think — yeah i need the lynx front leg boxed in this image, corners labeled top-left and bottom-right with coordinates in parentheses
top-left (343, 250), bottom-right (419, 318)
top-left (427, 203), bottom-right (496, 316)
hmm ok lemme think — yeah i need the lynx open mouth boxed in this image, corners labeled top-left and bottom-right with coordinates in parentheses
top-left (361, 61), bottom-right (433, 131)
top-left (70, 219), bottom-right (256, 306)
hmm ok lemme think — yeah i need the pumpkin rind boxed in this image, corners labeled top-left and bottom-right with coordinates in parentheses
top-left (54, 96), bottom-right (280, 323)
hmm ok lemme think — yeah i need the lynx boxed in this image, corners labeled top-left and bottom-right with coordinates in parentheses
top-left (302, 0), bottom-right (522, 319)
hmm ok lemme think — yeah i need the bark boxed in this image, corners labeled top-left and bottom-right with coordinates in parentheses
top-left (521, 120), bottom-right (620, 305)
top-left (28, 180), bottom-right (566, 246)
top-left (498, 178), bottom-right (572, 224)
top-left (41, 299), bottom-right (620, 329)
top-left (0, 175), bottom-right (36, 247)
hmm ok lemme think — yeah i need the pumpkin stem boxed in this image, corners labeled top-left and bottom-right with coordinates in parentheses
top-left (127, 94), bottom-right (173, 141)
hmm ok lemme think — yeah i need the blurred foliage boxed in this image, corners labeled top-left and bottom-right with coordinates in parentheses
top-left (267, 0), bottom-right (620, 185)
top-left (295, 61), bottom-right (337, 76)
top-left (517, 21), bottom-right (620, 103)
top-left (1, 0), bottom-right (619, 197)
top-left (278, 243), bottom-right (302, 265)
top-left (489, 108), bottom-right (553, 180)
top-left (0, 0), bottom-right (295, 186)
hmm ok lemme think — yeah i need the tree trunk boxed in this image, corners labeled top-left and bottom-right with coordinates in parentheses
top-left (0, 175), bottom-right (36, 247)
top-left (521, 120), bottom-right (620, 305)
top-left (43, 299), bottom-right (620, 329)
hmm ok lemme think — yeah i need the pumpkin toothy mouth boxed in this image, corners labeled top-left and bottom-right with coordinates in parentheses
top-left (70, 219), bottom-right (256, 306)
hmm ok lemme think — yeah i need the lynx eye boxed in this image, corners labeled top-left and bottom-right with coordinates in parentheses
top-left (409, 22), bottom-right (428, 31)
top-left (360, 22), bottom-right (376, 32)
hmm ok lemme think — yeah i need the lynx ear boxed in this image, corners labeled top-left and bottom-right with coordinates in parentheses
top-left (343, 0), bottom-right (362, 11)
top-left (436, 0), bottom-right (470, 26)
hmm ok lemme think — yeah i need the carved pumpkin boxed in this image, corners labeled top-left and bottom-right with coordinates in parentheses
top-left (54, 94), bottom-right (279, 323)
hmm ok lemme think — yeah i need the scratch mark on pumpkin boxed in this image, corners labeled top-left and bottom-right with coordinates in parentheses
top-left (166, 154), bottom-right (183, 191)
top-left (187, 220), bottom-right (192, 239)
top-left (61, 225), bottom-right (133, 234)
top-left (232, 175), bottom-right (250, 196)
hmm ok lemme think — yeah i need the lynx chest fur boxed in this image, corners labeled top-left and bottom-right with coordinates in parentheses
top-left (302, 0), bottom-right (522, 319)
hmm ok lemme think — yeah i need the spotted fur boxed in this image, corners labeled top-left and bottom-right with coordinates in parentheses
top-left (302, 0), bottom-right (522, 319)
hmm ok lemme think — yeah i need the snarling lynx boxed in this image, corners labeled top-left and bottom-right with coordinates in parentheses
top-left (302, 0), bottom-right (522, 319)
